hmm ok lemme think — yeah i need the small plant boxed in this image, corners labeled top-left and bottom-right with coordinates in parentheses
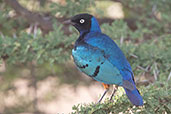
top-left (72, 82), bottom-right (171, 114)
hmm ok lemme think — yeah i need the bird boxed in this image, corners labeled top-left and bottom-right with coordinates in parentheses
top-left (63, 13), bottom-right (143, 106)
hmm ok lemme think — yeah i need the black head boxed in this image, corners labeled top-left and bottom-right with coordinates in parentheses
top-left (64, 13), bottom-right (93, 33)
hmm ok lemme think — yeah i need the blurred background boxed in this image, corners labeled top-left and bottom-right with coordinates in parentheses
top-left (0, 0), bottom-right (171, 113)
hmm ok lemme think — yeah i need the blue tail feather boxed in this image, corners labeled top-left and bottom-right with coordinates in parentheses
top-left (124, 87), bottom-right (143, 106)
top-left (120, 68), bottom-right (143, 106)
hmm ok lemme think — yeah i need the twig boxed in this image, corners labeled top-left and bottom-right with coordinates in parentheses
top-left (167, 72), bottom-right (171, 81)
top-left (33, 23), bottom-right (38, 38)
top-left (4, 0), bottom-right (137, 35)
top-left (120, 36), bottom-right (124, 46)
top-left (5, 0), bottom-right (53, 34)
top-left (137, 65), bottom-right (148, 72)
top-left (0, 32), bottom-right (5, 39)
top-left (130, 53), bottom-right (138, 59)
top-left (153, 62), bottom-right (159, 81)
top-left (153, 70), bottom-right (157, 81)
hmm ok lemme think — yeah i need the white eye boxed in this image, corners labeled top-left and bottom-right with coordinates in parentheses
top-left (80, 19), bottom-right (85, 24)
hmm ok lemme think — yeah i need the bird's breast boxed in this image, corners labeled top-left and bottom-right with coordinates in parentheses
top-left (72, 45), bottom-right (103, 76)
top-left (72, 45), bottom-right (123, 85)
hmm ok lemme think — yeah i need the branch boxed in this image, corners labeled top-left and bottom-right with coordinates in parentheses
top-left (5, 0), bottom-right (53, 34)
top-left (5, 0), bottom-right (137, 34)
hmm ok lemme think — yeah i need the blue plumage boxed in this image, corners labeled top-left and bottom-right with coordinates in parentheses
top-left (65, 13), bottom-right (143, 106)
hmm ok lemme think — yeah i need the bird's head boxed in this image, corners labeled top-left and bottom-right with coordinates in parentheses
top-left (64, 13), bottom-right (101, 34)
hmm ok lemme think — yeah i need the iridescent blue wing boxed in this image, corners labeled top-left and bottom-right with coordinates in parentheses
top-left (84, 32), bottom-right (133, 81)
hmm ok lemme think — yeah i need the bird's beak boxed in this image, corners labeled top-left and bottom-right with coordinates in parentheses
top-left (63, 19), bottom-right (72, 25)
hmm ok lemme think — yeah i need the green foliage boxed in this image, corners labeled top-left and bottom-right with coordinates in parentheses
top-left (102, 20), bottom-right (130, 39)
top-left (122, 0), bottom-right (171, 33)
top-left (0, 4), bottom-right (26, 36)
top-left (72, 82), bottom-right (171, 114)
top-left (0, 24), bottom-right (76, 64)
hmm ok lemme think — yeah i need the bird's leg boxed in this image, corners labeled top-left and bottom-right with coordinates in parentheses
top-left (97, 89), bottom-right (109, 103)
top-left (97, 83), bottom-right (110, 104)
top-left (109, 85), bottom-right (118, 101)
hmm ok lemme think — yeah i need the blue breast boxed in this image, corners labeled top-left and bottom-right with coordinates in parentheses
top-left (72, 36), bottom-right (123, 85)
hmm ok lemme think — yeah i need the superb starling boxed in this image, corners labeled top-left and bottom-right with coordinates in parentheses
top-left (64, 13), bottom-right (143, 106)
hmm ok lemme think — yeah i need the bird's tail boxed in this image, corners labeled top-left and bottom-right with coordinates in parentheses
top-left (124, 87), bottom-right (143, 106)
